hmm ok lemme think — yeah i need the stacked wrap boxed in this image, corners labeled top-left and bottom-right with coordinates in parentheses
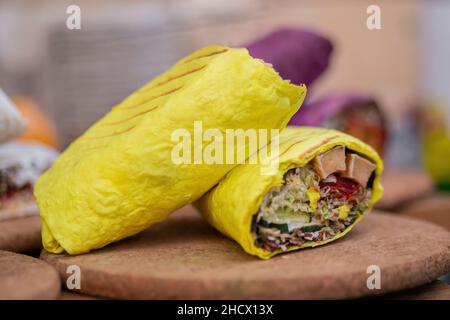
top-left (35, 45), bottom-right (306, 255)
top-left (197, 127), bottom-right (383, 259)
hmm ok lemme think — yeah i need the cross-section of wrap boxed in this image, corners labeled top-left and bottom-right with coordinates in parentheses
top-left (196, 127), bottom-right (383, 259)
top-left (35, 45), bottom-right (306, 255)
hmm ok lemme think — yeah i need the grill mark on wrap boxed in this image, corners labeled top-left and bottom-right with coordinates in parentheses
top-left (84, 125), bottom-right (136, 140)
top-left (101, 106), bottom-right (160, 126)
top-left (138, 65), bottom-right (206, 94)
top-left (275, 137), bottom-right (309, 159)
top-left (120, 86), bottom-right (183, 110)
top-left (274, 134), bottom-right (339, 161)
top-left (183, 48), bottom-right (228, 63)
top-left (94, 49), bottom-right (226, 128)
top-left (300, 135), bottom-right (339, 158)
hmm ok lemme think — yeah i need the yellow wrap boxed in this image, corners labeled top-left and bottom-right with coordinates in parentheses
top-left (35, 46), bottom-right (306, 255)
top-left (196, 127), bottom-right (383, 259)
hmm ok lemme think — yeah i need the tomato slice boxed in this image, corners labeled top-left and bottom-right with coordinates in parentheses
top-left (319, 176), bottom-right (360, 198)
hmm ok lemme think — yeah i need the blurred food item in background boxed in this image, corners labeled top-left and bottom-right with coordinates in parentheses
top-left (246, 28), bottom-right (333, 87)
top-left (400, 193), bottom-right (450, 231)
top-left (289, 94), bottom-right (387, 155)
top-left (419, 103), bottom-right (450, 192)
top-left (13, 96), bottom-right (59, 149)
top-left (0, 92), bottom-right (58, 253)
top-left (0, 89), bottom-right (26, 144)
top-left (0, 142), bottom-right (58, 221)
top-left (376, 169), bottom-right (434, 211)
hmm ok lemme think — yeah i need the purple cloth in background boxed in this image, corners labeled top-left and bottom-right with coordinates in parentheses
top-left (289, 94), bottom-right (377, 126)
top-left (246, 28), bottom-right (333, 86)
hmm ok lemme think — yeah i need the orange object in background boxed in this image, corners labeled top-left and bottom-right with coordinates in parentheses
top-left (13, 97), bottom-right (59, 149)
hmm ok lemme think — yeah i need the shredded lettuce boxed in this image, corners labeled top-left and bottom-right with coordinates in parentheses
top-left (258, 166), bottom-right (319, 225)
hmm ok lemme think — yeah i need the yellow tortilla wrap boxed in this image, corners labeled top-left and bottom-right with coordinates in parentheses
top-left (196, 126), bottom-right (383, 259)
top-left (35, 46), bottom-right (306, 255)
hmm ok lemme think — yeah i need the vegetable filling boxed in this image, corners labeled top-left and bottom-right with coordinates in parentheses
top-left (253, 147), bottom-right (375, 251)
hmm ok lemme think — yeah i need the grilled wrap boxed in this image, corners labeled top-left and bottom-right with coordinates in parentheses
top-left (196, 127), bottom-right (383, 259)
top-left (35, 45), bottom-right (306, 255)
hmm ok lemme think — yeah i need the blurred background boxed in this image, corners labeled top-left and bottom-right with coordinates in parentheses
top-left (0, 0), bottom-right (448, 174)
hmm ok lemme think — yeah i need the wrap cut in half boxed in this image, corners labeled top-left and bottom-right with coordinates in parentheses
top-left (35, 45), bottom-right (306, 255)
top-left (196, 127), bottom-right (383, 259)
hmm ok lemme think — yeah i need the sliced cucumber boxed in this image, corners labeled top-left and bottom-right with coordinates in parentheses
top-left (300, 225), bottom-right (322, 233)
top-left (259, 219), bottom-right (289, 233)
top-left (262, 209), bottom-right (310, 225)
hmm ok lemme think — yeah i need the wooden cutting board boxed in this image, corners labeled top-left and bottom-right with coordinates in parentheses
top-left (385, 281), bottom-right (450, 300)
top-left (400, 193), bottom-right (450, 230)
top-left (41, 206), bottom-right (450, 299)
top-left (0, 216), bottom-right (42, 253)
top-left (376, 169), bottom-right (434, 210)
top-left (59, 290), bottom-right (99, 300)
top-left (60, 282), bottom-right (450, 300)
top-left (0, 250), bottom-right (60, 299)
